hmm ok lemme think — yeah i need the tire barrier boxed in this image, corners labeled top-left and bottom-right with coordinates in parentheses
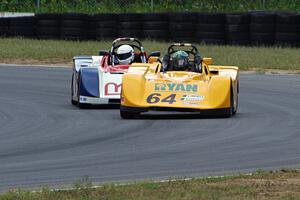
top-left (93, 13), bottom-right (117, 40)
top-left (276, 13), bottom-right (300, 46)
top-left (169, 12), bottom-right (197, 42)
top-left (9, 16), bottom-right (35, 38)
top-left (226, 13), bottom-right (250, 45)
top-left (35, 13), bottom-right (60, 39)
top-left (0, 18), bottom-right (9, 37)
top-left (118, 13), bottom-right (143, 38)
top-left (250, 12), bottom-right (276, 45)
top-left (60, 13), bottom-right (89, 40)
top-left (0, 12), bottom-right (299, 47)
top-left (143, 13), bottom-right (169, 41)
top-left (197, 13), bottom-right (226, 44)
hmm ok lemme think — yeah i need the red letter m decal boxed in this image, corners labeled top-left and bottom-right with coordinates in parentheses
top-left (104, 82), bottom-right (121, 96)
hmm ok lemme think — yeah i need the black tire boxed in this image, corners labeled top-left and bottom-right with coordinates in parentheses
top-left (9, 26), bottom-right (35, 37)
top-left (71, 99), bottom-right (77, 105)
top-left (198, 13), bottom-right (225, 23)
top-left (10, 17), bottom-right (35, 26)
top-left (143, 21), bottom-right (169, 30)
top-left (37, 35), bottom-right (60, 40)
top-left (36, 19), bottom-right (60, 27)
top-left (0, 26), bottom-right (9, 36)
top-left (171, 36), bottom-right (195, 43)
top-left (169, 22), bottom-right (195, 30)
top-left (71, 74), bottom-right (77, 105)
top-left (276, 32), bottom-right (300, 40)
top-left (227, 32), bottom-right (249, 40)
top-left (95, 20), bottom-right (117, 28)
top-left (61, 13), bottom-right (89, 20)
top-left (0, 18), bottom-right (9, 26)
top-left (96, 28), bottom-right (117, 40)
top-left (143, 30), bottom-right (168, 40)
top-left (118, 29), bottom-right (143, 38)
top-left (61, 20), bottom-right (87, 27)
top-left (251, 12), bottom-right (276, 24)
top-left (276, 24), bottom-right (300, 33)
top-left (250, 23), bottom-right (275, 33)
top-left (36, 13), bottom-right (61, 20)
top-left (61, 27), bottom-right (85, 36)
top-left (36, 27), bottom-right (60, 35)
top-left (77, 73), bottom-right (86, 109)
top-left (233, 81), bottom-right (239, 115)
top-left (96, 28), bottom-right (117, 35)
top-left (198, 38), bottom-right (226, 45)
top-left (93, 13), bottom-right (117, 21)
top-left (196, 31), bottom-right (225, 39)
top-left (226, 24), bottom-right (249, 32)
top-left (118, 13), bottom-right (143, 22)
top-left (142, 13), bottom-right (169, 21)
top-left (224, 84), bottom-right (234, 117)
top-left (119, 22), bottom-right (142, 29)
top-left (227, 40), bottom-right (250, 46)
top-left (251, 33), bottom-right (275, 45)
top-left (169, 12), bottom-right (197, 22)
top-left (276, 13), bottom-right (300, 24)
top-left (120, 110), bottom-right (139, 119)
top-left (196, 23), bottom-right (224, 32)
top-left (226, 13), bottom-right (250, 24)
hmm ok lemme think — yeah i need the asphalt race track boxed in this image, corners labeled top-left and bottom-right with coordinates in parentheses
top-left (0, 65), bottom-right (300, 191)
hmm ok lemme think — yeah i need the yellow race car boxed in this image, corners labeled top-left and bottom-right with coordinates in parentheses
top-left (120, 43), bottom-right (239, 118)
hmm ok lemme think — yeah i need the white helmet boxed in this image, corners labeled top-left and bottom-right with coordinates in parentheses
top-left (116, 45), bottom-right (134, 65)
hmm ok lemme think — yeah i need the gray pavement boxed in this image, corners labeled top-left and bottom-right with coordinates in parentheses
top-left (0, 65), bottom-right (300, 191)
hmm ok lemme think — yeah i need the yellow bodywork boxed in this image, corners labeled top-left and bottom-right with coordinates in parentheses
top-left (121, 58), bottom-right (239, 114)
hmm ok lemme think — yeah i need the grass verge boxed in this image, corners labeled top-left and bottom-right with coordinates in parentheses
top-left (1, 169), bottom-right (300, 200)
top-left (0, 38), bottom-right (299, 71)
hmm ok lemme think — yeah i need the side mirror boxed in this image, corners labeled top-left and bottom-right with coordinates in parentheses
top-left (149, 51), bottom-right (161, 57)
top-left (99, 50), bottom-right (109, 56)
top-left (203, 57), bottom-right (213, 65)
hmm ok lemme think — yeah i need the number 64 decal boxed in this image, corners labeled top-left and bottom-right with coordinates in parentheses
top-left (146, 93), bottom-right (176, 104)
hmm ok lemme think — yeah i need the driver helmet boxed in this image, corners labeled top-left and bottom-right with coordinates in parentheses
top-left (116, 44), bottom-right (134, 65)
top-left (171, 50), bottom-right (189, 71)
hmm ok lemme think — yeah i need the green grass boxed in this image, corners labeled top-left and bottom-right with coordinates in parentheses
top-left (1, 170), bottom-right (300, 200)
top-left (0, 0), bottom-right (300, 13)
top-left (0, 38), bottom-right (299, 71)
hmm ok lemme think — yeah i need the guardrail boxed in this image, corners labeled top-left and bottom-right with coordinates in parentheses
top-left (0, 12), bottom-right (299, 47)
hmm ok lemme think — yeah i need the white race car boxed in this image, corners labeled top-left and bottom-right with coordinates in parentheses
top-left (71, 38), bottom-right (159, 108)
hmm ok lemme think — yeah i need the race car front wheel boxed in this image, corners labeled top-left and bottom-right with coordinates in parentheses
top-left (71, 73), bottom-right (77, 105)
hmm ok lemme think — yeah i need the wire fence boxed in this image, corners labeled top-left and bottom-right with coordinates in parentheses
top-left (32, 0), bottom-right (272, 12)
top-left (1, 0), bottom-right (299, 13)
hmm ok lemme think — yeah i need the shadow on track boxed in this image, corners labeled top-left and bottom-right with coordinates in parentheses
top-left (134, 112), bottom-right (234, 120)
top-left (72, 104), bottom-right (120, 110)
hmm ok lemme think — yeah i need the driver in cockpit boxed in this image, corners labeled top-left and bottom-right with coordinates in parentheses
top-left (115, 44), bottom-right (135, 65)
top-left (163, 50), bottom-right (191, 71)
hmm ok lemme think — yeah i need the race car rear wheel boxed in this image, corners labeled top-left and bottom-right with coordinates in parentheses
top-left (224, 84), bottom-right (234, 117)
top-left (120, 110), bottom-right (139, 119)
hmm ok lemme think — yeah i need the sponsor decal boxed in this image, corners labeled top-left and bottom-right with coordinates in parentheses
top-left (104, 82), bottom-right (121, 96)
top-left (180, 94), bottom-right (204, 101)
top-left (146, 93), bottom-right (176, 104)
top-left (80, 96), bottom-right (87, 102)
top-left (182, 101), bottom-right (198, 106)
top-left (155, 83), bottom-right (198, 92)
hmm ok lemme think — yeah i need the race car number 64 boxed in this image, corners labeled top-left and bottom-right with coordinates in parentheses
top-left (146, 93), bottom-right (176, 104)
